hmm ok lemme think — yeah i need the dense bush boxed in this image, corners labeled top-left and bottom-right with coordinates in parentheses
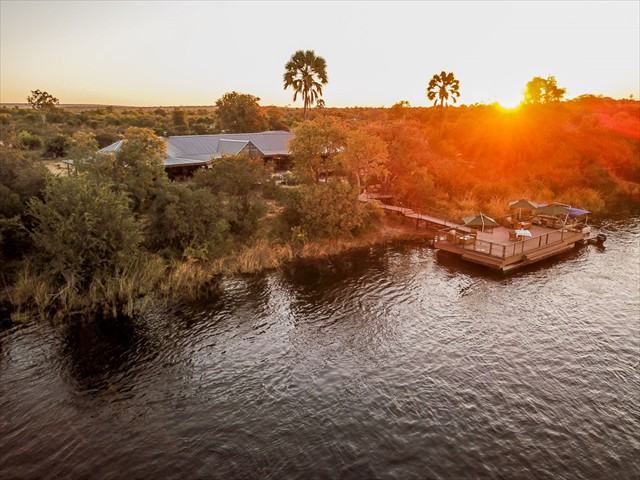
top-left (77, 127), bottom-right (169, 213)
top-left (28, 175), bottom-right (142, 287)
top-left (0, 148), bottom-right (50, 259)
top-left (194, 154), bottom-right (270, 237)
top-left (94, 130), bottom-right (121, 149)
top-left (283, 181), bottom-right (373, 239)
top-left (146, 183), bottom-right (229, 260)
top-left (43, 133), bottom-right (70, 158)
top-left (17, 130), bottom-right (42, 150)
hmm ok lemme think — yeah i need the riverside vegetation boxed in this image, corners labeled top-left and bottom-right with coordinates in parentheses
top-left (1, 92), bottom-right (639, 323)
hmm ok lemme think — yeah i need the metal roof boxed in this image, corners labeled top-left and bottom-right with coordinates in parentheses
top-left (99, 131), bottom-right (294, 168)
top-left (100, 139), bottom-right (124, 153)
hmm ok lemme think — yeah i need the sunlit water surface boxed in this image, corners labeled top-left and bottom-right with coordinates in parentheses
top-left (1, 218), bottom-right (639, 479)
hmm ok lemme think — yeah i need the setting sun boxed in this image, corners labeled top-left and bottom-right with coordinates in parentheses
top-left (497, 98), bottom-right (522, 110)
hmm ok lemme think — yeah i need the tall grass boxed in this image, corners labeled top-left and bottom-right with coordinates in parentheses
top-left (7, 216), bottom-right (431, 324)
top-left (210, 239), bottom-right (294, 275)
top-left (10, 255), bottom-right (166, 323)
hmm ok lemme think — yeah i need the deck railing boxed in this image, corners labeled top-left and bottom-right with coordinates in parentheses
top-left (394, 198), bottom-right (462, 228)
top-left (362, 193), bottom-right (584, 259)
top-left (436, 227), bottom-right (581, 259)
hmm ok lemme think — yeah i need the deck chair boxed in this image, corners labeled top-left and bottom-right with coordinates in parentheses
top-left (508, 229), bottom-right (517, 241)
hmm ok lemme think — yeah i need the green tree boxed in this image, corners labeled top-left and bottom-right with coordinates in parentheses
top-left (288, 116), bottom-right (347, 183)
top-left (77, 127), bottom-right (168, 213)
top-left (193, 154), bottom-right (270, 237)
top-left (67, 131), bottom-right (99, 161)
top-left (28, 175), bottom-right (142, 288)
top-left (541, 76), bottom-right (566, 103)
top-left (43, 134), bottom-right (70, 158)
top-left (214, 92), bottom-right (267, 133)
top-left (283, 182), bottom-right (373, 239)
top-left (364, 121), bottom-right (435, 205)
top-left (427, 71), bottom-right (461, 110)
top-left (16, 131), bottom-right (42, 150)
top-left (172, 108), bottom-right (187, 126)
top-left (146, 183), bottom-right (229, 260)
top-left (114, 127), bottom-right (168, 212)
top-left (0, 147), bottom-right (49, 259)
top-left (26, 89), bottom-right (59, 123)
top-left (283, 50), bottom-right (328, 120)
top-left (339, 130), bottom-right (389, 191)
top-left (524, 76), bottom-right (567, 104)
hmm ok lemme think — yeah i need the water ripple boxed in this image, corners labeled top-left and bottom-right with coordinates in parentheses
top-left (1, 219), bottom-right (639, 479)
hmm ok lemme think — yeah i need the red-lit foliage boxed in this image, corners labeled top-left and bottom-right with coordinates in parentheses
top-left (314, 98), bottom-right (639, 217)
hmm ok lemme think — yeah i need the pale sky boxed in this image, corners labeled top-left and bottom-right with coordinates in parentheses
top-left (1, 1), bottom-right (638, 108)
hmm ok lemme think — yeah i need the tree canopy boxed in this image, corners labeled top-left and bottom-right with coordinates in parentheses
top-left (214, 92), bottom-right (267, 133)
top-left (288, 116), bottom-right (347, 183)
top-left (339, 130), bottom-right (389, 191)
top-left (284, 50), bottom-right (328, 120)
top-left (28, 175), bottom-right (142, 288)
top-left (524, 76), bottom-right (567, 104)
top-left (26, 89), bottom-right (59, 123)
top-left (427, 71), bottom-right (461, 109)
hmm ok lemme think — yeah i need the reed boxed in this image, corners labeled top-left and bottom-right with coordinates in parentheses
top-left (159, 259), bottom-right (220, 302)
top-left (10, 255), bottom-right (167, 322)
top-left (210, 239), bottom-right (294, 275)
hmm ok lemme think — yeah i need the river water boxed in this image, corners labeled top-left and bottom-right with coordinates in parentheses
top-left (1, 218), bottom-right (639, 479)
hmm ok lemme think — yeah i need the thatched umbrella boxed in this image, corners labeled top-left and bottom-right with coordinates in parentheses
top-left (462, 213), bottom-right (499, 232)
top-left (508, 199), bottom-right (539, 220)
top-left (536, 203), bottom-right (572, 226)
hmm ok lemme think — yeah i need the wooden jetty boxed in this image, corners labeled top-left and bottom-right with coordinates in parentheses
top-left (359, 193), bottom-right (590, 272)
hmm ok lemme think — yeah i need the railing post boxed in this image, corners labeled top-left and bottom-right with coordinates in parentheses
top-left (502, 245), bottom-right (506, 258)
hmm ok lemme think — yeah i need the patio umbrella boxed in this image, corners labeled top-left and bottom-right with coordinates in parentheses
top-left (536, 203), bottom-right (571, 216)
top-left (536, 203), bottom-right (572, 226)
top-left (462, 213), bottom-right (499, 232)
top-left (508, 199), bottom-right (539, 220)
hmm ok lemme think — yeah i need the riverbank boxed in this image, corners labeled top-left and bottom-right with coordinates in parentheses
top-left (0, 215), bottom-right (431, 323)
top-left (208, 215), bottom-right (433, 276)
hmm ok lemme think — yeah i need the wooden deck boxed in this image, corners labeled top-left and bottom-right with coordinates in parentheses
top-left (359, 194), bottom-right (587, 272)
top-left (434, 225), bottom-right (584, 272)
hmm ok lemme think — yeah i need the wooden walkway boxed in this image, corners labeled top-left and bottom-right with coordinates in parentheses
top-left (359, 193), bottom-right (586, 272)
top-left (359, 193), bottom-right (458, 230)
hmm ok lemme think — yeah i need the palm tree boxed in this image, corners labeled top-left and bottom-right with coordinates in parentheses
top-left (426, 71), bottom-right (460, 110)
top-left (284, 50), bottom-right (328, 120)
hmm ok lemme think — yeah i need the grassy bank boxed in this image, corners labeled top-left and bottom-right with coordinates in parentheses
top-left (206, 214), bottom-right (431, 274)
top-left (0, 214), bottom-right (426, 323)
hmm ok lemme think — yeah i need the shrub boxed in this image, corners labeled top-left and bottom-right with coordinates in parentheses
top-left (0, 147), bottom-right (49, 204)
top-left (94, 131), bottom-right (121, 149)
top-left (17, 130), bottom-right (42, 150)
top-left (146, 183), bottom-right (230, 260)
top-left (284, 181), bottom-right (370, 239)
top-left (0, 148), bottom-right (50, 259)
top-left (194, 154), bottom-right (270, 237)
top-left (115, 127), bottom-right (168, 213)
top-left (28, 175), bottom-right (142, 288)
top-left (43, 133), bottom-right (70, 158)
